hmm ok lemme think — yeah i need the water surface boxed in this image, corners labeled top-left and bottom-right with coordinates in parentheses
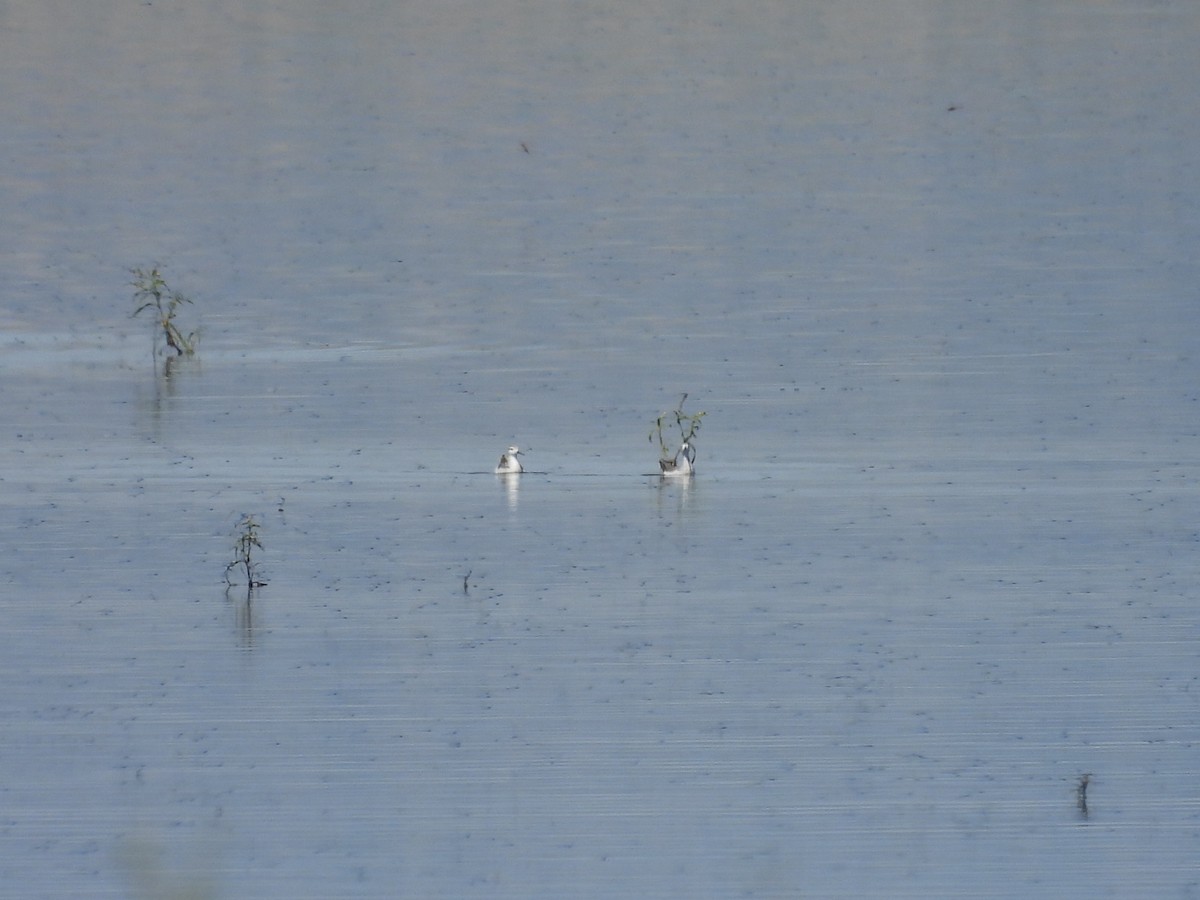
top-left (2, 2), bottom-right (1198, 897)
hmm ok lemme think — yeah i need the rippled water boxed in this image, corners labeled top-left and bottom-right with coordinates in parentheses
top-left (2, 2), bottom-right (1199, 897)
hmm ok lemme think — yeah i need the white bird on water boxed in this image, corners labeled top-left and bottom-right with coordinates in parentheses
top-left (495, 445), bottom-right (524, 474)
top-left (659, 441), bottom-right (695, 477)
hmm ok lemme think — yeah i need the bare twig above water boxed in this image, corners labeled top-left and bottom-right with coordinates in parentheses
top-left (225, 514), bottom-right (267, 595)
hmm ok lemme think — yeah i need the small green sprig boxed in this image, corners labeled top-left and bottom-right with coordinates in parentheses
top-left (649, 392), bottom-right (706, 459)
top-left (131, 265), bottom-right (196, 357)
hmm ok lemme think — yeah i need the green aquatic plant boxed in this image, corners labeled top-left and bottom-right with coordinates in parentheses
top-left (131, 265), bottom-right (196, 357)
top-left (650, 392), bottom-right (706, 467)
top-left (225, 514), bottom-right (267, 592)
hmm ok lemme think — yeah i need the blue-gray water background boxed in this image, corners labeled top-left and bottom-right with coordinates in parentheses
top-left (2, 2), bottom-right (1198, 897)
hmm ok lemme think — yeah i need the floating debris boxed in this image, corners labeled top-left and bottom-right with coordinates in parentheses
top-left (1076, 773), bottom-right (1092, 818)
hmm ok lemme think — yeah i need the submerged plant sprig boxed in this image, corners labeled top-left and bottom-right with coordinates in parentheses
top-left (131, 265), bottom-right (196, 357)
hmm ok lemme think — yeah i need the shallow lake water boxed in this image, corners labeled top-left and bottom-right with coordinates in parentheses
top-left (2, 2), bottom-right (1199, 897)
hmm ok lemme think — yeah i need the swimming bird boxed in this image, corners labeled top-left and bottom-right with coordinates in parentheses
top-left (495, 445), bottom-right (524, 474)
top-left (659, 441), bottom-right (695, 477)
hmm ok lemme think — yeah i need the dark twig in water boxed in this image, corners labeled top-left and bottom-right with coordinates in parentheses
top-left (1076, 773), bottom-right (1091, 818)
top-left (225, 514), bottom-right (267, 595)
top-left (650, 392), bottom-right (706, 469)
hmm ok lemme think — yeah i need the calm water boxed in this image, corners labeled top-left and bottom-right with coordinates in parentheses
top-left (2, 2), bottom-right (1199, 897)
